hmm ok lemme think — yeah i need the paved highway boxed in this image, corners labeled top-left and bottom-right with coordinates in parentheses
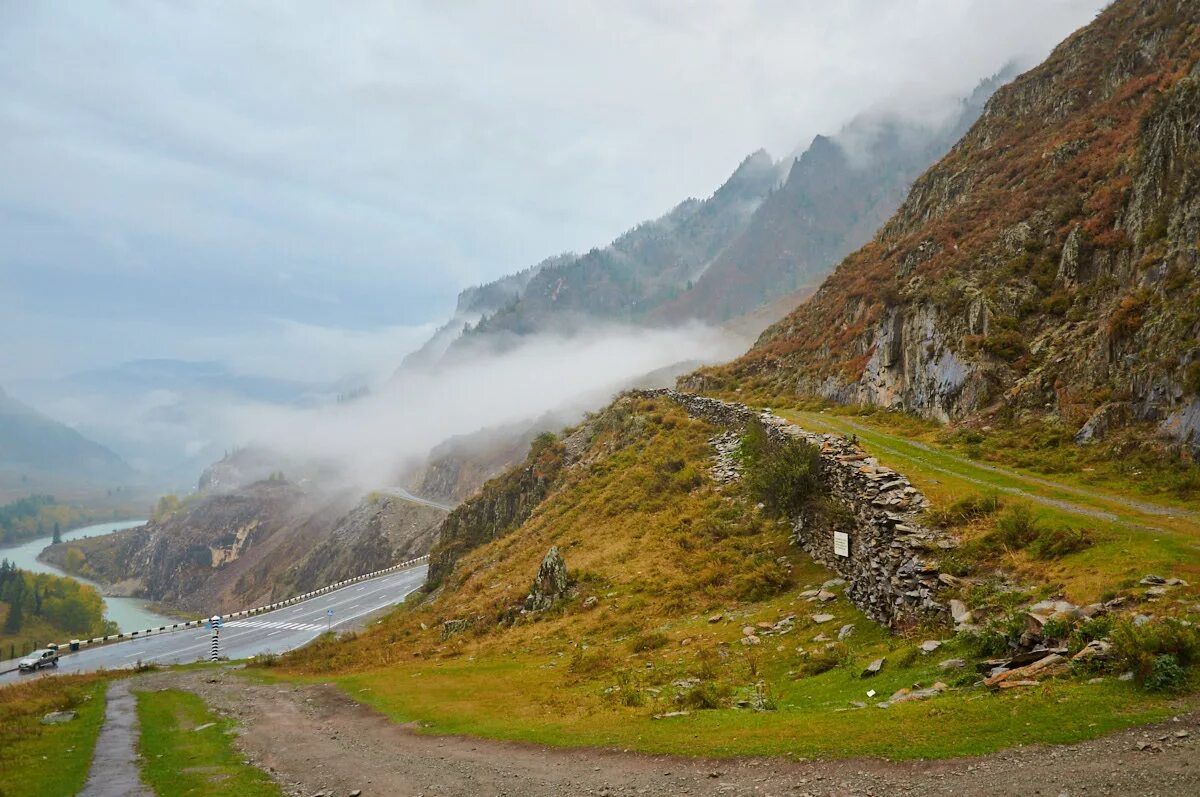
top-left (1, 565), bottom-right (426, 686)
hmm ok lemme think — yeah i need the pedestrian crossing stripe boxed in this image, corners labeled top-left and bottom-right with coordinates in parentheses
top-left (223, 620), bottom-right (322, 631)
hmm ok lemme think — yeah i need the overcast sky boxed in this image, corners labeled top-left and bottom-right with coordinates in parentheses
top-left (0, 0), bottom-right (1105, 382)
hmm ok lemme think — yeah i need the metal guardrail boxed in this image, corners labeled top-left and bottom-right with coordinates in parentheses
top-left (42, 554), bottom-right (431, 658)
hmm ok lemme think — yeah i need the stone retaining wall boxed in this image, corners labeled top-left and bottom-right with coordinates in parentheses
top-left (636, 389), bottom-right (954, 627)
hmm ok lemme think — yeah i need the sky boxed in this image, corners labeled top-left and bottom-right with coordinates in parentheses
top-left (0, 0), bottom-right (1106, 383)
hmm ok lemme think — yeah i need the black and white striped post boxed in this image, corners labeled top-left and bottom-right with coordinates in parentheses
top-left (209, 615), bottom-right (222, 662)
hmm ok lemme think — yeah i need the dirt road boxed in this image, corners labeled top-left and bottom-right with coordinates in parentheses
top-left (136, 668), bottom-right (1198, 797)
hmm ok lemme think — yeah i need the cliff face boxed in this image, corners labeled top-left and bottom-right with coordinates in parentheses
top-left (44, 481), bottom-right (446, 614)
top-left (712, 0), bottom-right (1200, 453)
top-left (425, 433), bottom-right (569, 590)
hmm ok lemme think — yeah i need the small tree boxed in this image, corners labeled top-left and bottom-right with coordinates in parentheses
top-left (3, 588), bottom-right (23, 634)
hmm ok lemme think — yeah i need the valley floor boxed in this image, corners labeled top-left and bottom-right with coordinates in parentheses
top-left (141, 666), bottom-right (1200, 796)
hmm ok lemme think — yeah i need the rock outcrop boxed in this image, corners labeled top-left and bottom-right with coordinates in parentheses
top-left (42, 481), bottom-right (447, 614)
top-left (524, 546), bottom-right (569, 612)
top-left (639, 389), bottom-right (953, 627)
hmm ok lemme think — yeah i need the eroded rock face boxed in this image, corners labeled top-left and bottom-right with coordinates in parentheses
top-left (645, 389), bottom-right (954, 628)
top-left (524, 546), bottom-right (569, 612)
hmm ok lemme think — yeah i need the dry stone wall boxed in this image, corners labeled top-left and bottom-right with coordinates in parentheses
top-left (636, 389), bottom-right (955, 627)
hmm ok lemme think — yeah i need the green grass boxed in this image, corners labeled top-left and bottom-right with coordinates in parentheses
top-left (0, 675), bottom-right (107, 797)
top-left (311, 653), bottom-right (1180, 760)
top-left (135, 689), bottom-right (282, 797)
top-left (778, 408), bottom-right (1200, 603)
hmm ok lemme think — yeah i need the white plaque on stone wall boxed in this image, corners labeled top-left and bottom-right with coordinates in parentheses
top-left (833, 531), bottom-right (850, 557)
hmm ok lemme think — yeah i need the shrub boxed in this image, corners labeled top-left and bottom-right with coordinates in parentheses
top-left (1111, 618), bottom-right (1200, 688)
top-left (732, 558), bottom-right (793, 601)
top-left (1040, 617), bottom-right (1075, 643)
top-left (991, 504), bottom-right (1040, 548)
top-left (739, 418), bottom-right (823, 518)
top-left (1186, 362), bottom-right (1200, 397)
top-left (629, 632), bottom-right (669, 654)
top-left (982, 331), bottom-right (1027, 362)
top-left (927, 493), bottom-right (1001, 527)
top-left (1027, 525), bottom-right (1092, 560)
top-left (978, 505), bottom-right (1092, 560)
top-left (1144, 654), bottom-right (1188, 693)
top-left (610, 670), bottom-right (644, 707)
top-left (681, 681), bottom-right (726, 710)
top-left (798, 643), bottom-right (848, 676)
top-left (569, 647), bottom-right (613, 676)
top-left (1073, 616), bottom-right (1113, 646)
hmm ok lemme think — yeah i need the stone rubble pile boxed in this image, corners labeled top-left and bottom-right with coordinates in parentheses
top-left (637, 389), bottom-right (955, 627)
top-left (708, 431), bottom-right (743, 483)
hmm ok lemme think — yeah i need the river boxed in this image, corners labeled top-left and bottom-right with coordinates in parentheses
top-left (0, 520), bottom-right (181, 632)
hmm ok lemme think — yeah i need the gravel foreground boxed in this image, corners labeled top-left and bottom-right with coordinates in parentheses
top-left (134, 668), bottom-right (1198, 797)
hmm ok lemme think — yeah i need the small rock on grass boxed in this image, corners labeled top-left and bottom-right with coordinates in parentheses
top-left (937, 658), bottom-right (965, 670)
top-left (41, 711), bottom-right (77, 725)
top-left (919, 640), bottom-right (943, 654)
top-left (861, 658), bottom-right (885, 678)
top-left (812, 614), bottom-right (835, 624)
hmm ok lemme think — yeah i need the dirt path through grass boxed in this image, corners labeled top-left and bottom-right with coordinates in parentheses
top-left (141, 667), bottom-right (1200, 797)
top-left (784, 410), bottom-right (1200, 532)
top-left (78, 679), bottom-right (153, 797)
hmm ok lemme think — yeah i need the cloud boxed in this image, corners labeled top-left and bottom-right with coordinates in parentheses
top-left (213, 322), bottom-right (746, 490)
top-left (0, 0), bottom-right (1105, 382)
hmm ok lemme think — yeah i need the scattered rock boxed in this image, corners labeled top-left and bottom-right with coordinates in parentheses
top-left (838, 624), bottom-right (856, 640)
top-left (582, 596), bottom-right (598, 609)
top-left (861, 658), bottom-right (885, 678)
top-left (441, 618), bottom-right (472, 640)
top-left (812, 614), bottom-right (835, 624)
top-left (41, 711), bottom-right (77, 725)
top-left (1140, 575), bottom-right (1167, 585)
top-left (1071, 640), bottom-right (1113, 663)
top-left (949, 599), bottom-right (972, 625)
top-left (937, 658), bottom-right (966, 671)
top-left (985, 654), bottom-right (1068, 688)
top-left (708, 614), bottom-right (723, 623)
top-left (919, 640), bottom-right (943, 654)
top-left (816, 590), bottom-right (838, 603)
top-left (652, 711), bottom-right (690, 720)
top-left (742, 635), bottom-right (761, 646)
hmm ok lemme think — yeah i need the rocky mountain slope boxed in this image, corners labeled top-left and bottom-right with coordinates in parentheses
top-left (700, 0), bottom-right (1200, 455)
top-left (405, 79), bottom-right (1009, 370)
top-left (653, 72), bottom-right (1011, 325)
top-left (0, 387), bottom-right (130, 488)
top-left (42, 480), bottom-right (446, 614)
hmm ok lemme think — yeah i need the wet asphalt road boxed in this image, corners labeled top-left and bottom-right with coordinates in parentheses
top-left (1, 565), bottom-right (426, 686)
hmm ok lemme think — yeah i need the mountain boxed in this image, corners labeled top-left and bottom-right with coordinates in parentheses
top-left (652, 71), bottom-right (1012, 324)
top-left (437, 150), bottom-right (784, 359)
top-left (407, 78), bottom-right (1010, 370)
top-left (0, 387), bottom-right (130, 485)
top-left (702, 0), bottom-right (1200, 455)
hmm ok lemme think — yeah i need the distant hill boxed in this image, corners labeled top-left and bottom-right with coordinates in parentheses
top-left (0, 387), bottom-right (130, 484)
top-left (11, 359), bottom-right (337, 489)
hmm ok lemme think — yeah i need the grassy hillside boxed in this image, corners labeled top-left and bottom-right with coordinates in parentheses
top-left (269, 394), bottom-right (1196, 758)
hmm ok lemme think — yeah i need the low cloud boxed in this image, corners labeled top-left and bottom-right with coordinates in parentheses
top-left (213, 323), bottom-right (745, 490)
